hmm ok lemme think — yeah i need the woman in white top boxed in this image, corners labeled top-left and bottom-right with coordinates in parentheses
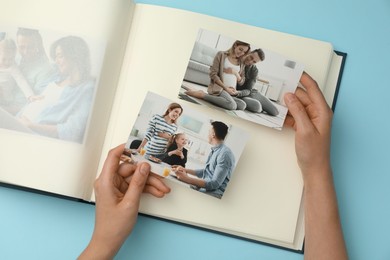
top-left (222, 54), bottom-right (241, 91)
top-left (185, 40), bottom-right (260, 111)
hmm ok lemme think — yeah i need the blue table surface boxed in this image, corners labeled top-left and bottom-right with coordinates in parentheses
top-left (1, 0), bottom-right (390, 259)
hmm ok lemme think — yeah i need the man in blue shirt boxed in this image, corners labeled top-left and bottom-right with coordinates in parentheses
top-left (172, 121), bottom-right (235, 199)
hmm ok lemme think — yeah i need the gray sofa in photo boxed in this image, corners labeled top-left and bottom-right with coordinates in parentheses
top-left (183, 41), bottom-right (218, 86)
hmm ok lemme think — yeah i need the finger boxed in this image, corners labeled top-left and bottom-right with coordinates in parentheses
top-left (284, 93), bottom-right (314, 131)
top-left (143, 184), bottom-right (169, 198)
top-left (301, 72), bottom-right (333, 123)
top-left (295, 87), bottom-right (312, 107)
top-left (118, 162), bottom-right (137, 178)
top-left (283, 114), bottom-right (296, 129)
top-left (300, 72), bottom-right (328, 109)
top-left (146, 174), bottom-right (171, 194)
top-left (99, 143), bottom-right (125, 183)
top-left (115, 175), bottom-right (129, 195)
top-left (123, 162), bottom-right (150, 206)
top-left (123, 173), bottom-right (171, 195)
top-left (117, 164), bottom-right (138, 195)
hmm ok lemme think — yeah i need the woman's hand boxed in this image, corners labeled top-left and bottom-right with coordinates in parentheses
top-left (158, 132), bottom-right (172, 140)
top-left (223, 67), bottom-right (241, 84)
top-left (284, 72), bottom-right (333, 177)
top-left (28, 95), bottom-right (44, 102)
top-left (225, 87), bottom-right (238, 96)
top-left (284, 72), bottom-right (347, 260)
top-left (223, 67), bottom-right (234, 74)
top-left (18, 116), bottom-right (32, 127)
top-left (79, 144), bottom-right (171, 259)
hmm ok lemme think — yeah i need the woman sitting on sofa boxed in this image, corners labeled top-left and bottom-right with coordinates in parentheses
top-left (185, 40), bottom-right (260, 111)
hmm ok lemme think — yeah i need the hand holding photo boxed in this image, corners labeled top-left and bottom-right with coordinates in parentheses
top-left (123, 92), bottom-right (249, 199)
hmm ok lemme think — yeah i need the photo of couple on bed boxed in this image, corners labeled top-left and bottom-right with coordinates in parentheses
top-left (0, 26), bottom-right (104, 143)
top-left (122, 92), bottom-right (249, 199)
top-left (180, 28), bottom-right (305, 130)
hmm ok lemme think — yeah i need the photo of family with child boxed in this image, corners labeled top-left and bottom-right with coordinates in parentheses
top-left (0, 27), bottom-right (104, 143)
top-left (122, 92), bottom-right (249, 199)
top-left (179, 28), bottom-right (305, 130)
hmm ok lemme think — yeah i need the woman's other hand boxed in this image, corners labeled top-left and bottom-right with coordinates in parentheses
top-left (79, 144), bottom-right (171, 259)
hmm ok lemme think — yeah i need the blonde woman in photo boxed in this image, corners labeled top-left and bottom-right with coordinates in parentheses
top-left (185, 40), bottom-right (260, 111)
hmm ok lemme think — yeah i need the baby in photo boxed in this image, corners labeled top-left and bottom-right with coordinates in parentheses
top-left (0, 37), bottom-right (34, 115)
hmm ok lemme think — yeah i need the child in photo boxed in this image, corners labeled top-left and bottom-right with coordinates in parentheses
top-left (0, 37), bottom-right (34, 114)
top-left (162, 133), bottom-right (188, 167)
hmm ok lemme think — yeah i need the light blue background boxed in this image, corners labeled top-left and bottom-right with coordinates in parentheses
top-left (1, 0), bottom-right (390, 259)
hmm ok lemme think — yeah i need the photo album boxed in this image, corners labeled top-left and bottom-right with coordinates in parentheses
top-left (0, 0), bottom-right (346, 252)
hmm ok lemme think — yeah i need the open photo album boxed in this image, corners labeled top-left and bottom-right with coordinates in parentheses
top-left (0, 0), bottom-right (346, 252)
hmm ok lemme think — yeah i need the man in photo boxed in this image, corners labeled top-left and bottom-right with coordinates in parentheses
top-left (172, 121), bottom-right (235, 199)
top-left (237, 49), bottom-right (279, 116)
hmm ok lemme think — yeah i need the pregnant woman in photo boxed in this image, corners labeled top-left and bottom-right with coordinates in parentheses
top-left (137, 102), bottom-right (183, 159)
top-left (185, 40), bottom-right (259, 111)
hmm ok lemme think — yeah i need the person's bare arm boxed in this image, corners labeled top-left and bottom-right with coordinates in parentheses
top-left (19, 117), bottom-right (59, 138)
top-left (29, 124), bottom-right (58, 137)
top-left (136, 138), bottom-right (148, 153)
top-left (176, 171), bottom-right (206, 188)
top-left (79, 144), bottom-right (171, 259)
top-left (172, 166), bottom-right (206, 188)
top-left (284, 72), bottom-right (348, 260)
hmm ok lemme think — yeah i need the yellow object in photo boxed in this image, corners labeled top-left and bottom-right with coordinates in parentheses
top-left (162, 167), bottom-right (170, 177)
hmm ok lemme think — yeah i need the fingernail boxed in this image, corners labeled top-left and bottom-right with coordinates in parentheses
top-left (284, 93), bottom-right (295, 103)
top-left (140, 163), bottom-right (150, 176)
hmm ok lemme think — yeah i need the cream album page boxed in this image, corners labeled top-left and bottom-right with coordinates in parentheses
top-left (95, 4), bottom-right (338, 247)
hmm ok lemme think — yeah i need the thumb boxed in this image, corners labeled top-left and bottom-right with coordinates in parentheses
top-left (123, 162), bottom-right (150, 206)
top-left (284, 93), bottom-right (313, 131)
